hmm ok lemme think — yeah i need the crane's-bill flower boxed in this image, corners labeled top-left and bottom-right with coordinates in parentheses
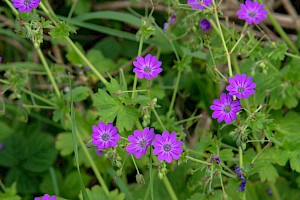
top-left (133, 54), bottom-right (163, 80)
top-left (226, 74), bottom-right (256, 99)
top-left (163, 12), bottom-right (177, 32)
top-left (237, 0), bottom-right (268, 24)
top-left (34, 194), bottom-right (56, 200)
top-left (12, 0), bottom-right (41, 12)
top-left (199, 18), bottom-right (211, 32)
top-left (152, 131), bottom-right (183, 163)
top-left (126, 127), bottom-right (155, 159)
top-left (210, 93), bottom-right (241, 124)
top-left (91, 122), bottom-right (120, 150)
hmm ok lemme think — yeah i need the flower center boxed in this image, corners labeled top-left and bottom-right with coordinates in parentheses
top-left (223, 105), bottom-right (231, 113)
top-left (248, 11), bottom-right (256, 18)
top-left (143, 66), bottom-right (152, 73)
top-left (24, 0), bottom-right (31, 6)
top-left (238, 87), bottom-right (245, 93)
top-left (101, 133), bottom-right (110, 141)
top-left (163, 144), bottom-right (172, 152)
top-left (197, 0), bottom-right (203, 4)
top-left (138, 139), bottom-right (147, 147)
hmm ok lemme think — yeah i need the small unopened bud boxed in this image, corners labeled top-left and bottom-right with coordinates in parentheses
top-left (136, 174), bottom-right (145, 184)
top-left (115, 169), bottom-right (122, 177)
top-left (116, 161), bottom-right (122, 168)
top-left (158, 172), bottom-right (164, 180)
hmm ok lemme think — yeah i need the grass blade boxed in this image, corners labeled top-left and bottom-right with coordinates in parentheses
top-left (69, 75), bottom-right (89, 200)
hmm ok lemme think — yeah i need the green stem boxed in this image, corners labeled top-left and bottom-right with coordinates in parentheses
top-left (152, 108), bottom-right (166, 130)
top-left (251, 142), bottom-right (271, 164)
top-left (257, 0), bottom-right (299, 55)
top-left (285, 52), bottom-right (300, 60)
top-left (68, 0), bottom-right (78, 19)
top-left (175, 115), bottom-right (202, 124)
top-left (35, 46), bottom-right (61, 98)
top-left (131, 155), bottom-right (140, 174)
top-left (238, 147), bottom-right (246, 200)
top-left (21, 88), bottom-right (57, 107)
top-left (186, 156), bottom-right (212, 166)
top-left (269, 182), bottom-right (281, 200)
top-left (219, 172), bottom-right (227, 199)
top-left (0, 179), bottom-right (6, 192)
top-left (162, 177), bottom-right (178, 200)
top-left (132, 36), bottom-right (144, 99)
top-left (167, 70), bottom-right (182, 116)
top-left (49, 167), bottom-right (60, 196)
top-left (39, 2), bottom-right (59, 25)
top-left (149, 147), bottom-right (154, 200)
top-left (76, 132), bottom-right (110, 195)
top-left (4, 0), bottom-right (19, 18)
top-left (231, 53), bottom-right (241, 74)
top-left (65, 37), bottom-right (108, 85)
top-left (22, 104), bottom-right (56, 110)
top-left (212, 0), bottom-right (232, 77)
top-left (239, 147), bottom-right (243, 168)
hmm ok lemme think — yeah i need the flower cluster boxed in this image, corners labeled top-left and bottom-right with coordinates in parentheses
top-left (234, 166), bottom-right (246, 192)
top-left (91, 123), bottom-right (184, 163)
top-left (12, 0), bottom-right (41, 12)
top-left (34, 194), bottom-right (56, 200)
top-left (127, 129), bottom-right (183, 163)
top-left (210, 74), bottom-right (256, 124)
top-left (237, 0), bottom-right (268, 24)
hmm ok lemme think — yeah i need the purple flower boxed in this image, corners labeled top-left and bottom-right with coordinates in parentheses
top-left (187, 0), bottom-right (212, 10)
top-left (91, 122), bottom-right (121, 150)
top-left (0, 56), bottom-right (2, 63)
top-left (133, 54), bottom-right (163, 80)
top-left (234, 166), bottom-right (246, 192)
top-left (12, 0), bottom-right (41, 12)
top-left (210, 93), bottom-right (241, 124)
top-left (238, 177), bottom-right (246, 192)
top-left (34, 194), bottom-right (56, 200)
top-left (199, 18), bottom-right (211, 32)
top-left (0, 143), bottom-right (4, 150)
top-left (163, 12), bottom-right (177, 32)
top-left (210, 155), bottom-right (221, 164)
top-left (95, 148), bottom-right (103, 156)
top-left (152, 131), bottom-right (183, 163)
top-left (226, 74), bottom-right (256, 99)
top-left (237, 0), bottom-right (268, 24)
top-left (126, 127), bottom-right (155, 159)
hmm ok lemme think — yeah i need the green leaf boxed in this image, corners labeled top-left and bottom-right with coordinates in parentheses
top-left (86, 50), bottom-right (117, 74)
top-left (55, 132), bottom-right (74, 156)
top-left (289, 150), bottom-right (300, 172)
top-left (94, 89), bottom-right (140, 132)
top-left (65, 86), bottom-right (90, 102)
top-left (80, 186), bottom-right (125, 200)
top-left (0, 133), bottom-right (57, 172)
top-left (276, 111), bottom-right (300, 136)
top-left (257, 163), bottom-right (279, 183)
top-left (0, 183), bottom-right (21, 200)
top-left (49, 21), bottom-right (74, 37)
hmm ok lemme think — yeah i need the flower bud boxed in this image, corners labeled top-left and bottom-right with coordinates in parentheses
top-left (115, 169), bottom-right (122, 177)
top-left (136, 174), bottom-right (145, 184)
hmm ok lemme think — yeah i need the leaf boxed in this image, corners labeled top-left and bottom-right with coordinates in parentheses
top-left (86, 49), bottom-right (117, 73)
top-left (94, 89), bottom-right (140, 132)
top-left (0, 183), bottom-right (21, 200)
top-left (276, 111), bottom-right (300, 136)
top-left (65, 86), bottom-right (90, 102)
top-left (55, 132), bottom-right (74, 156)
top-left (49, 21), bottom-right (74, 37)
top-left (289, 150), bottom-right (300, 172)
top-left (258, 163), bottom-right (279, 183)
top-left (0, 133), bottom-right (57, 172)
top-left (80, 185), bottom-right (125, 200)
